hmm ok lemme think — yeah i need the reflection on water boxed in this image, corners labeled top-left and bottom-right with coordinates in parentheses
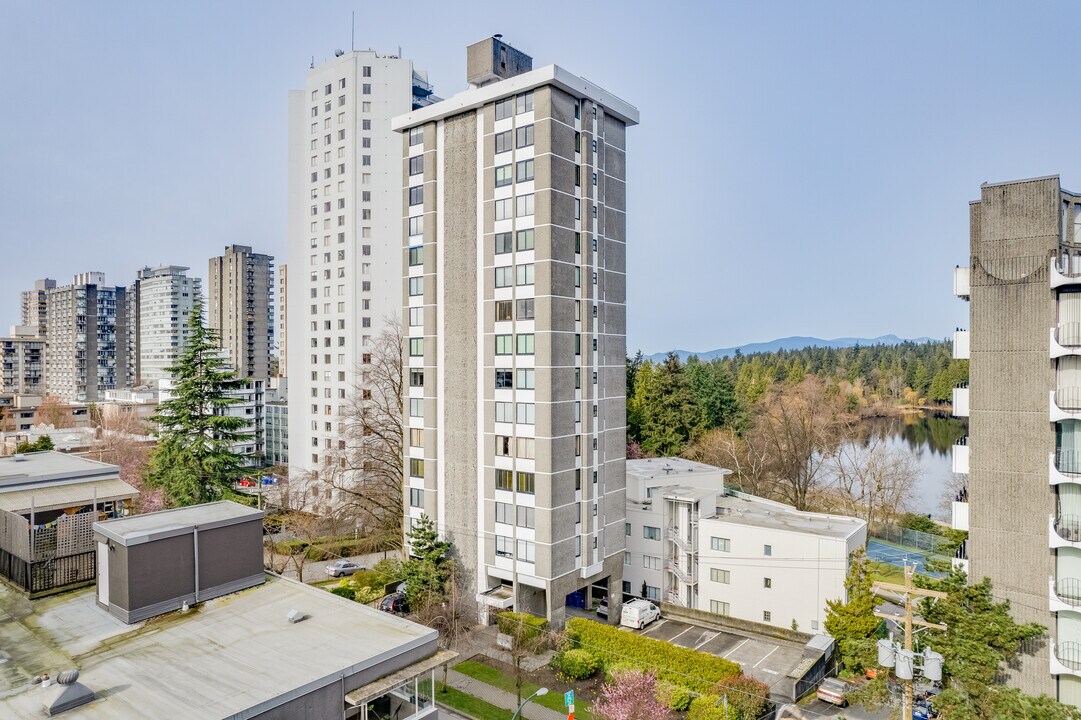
top-left (853, 412), bottom-right (968, 520)
top-left (862, 412), bottom-right (968, 456)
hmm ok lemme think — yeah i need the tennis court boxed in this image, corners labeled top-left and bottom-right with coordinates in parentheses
top-left (867, 539), bottom-right (944, 577)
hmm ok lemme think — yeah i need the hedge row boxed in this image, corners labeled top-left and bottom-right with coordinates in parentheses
top-left (497, 611), bottom-right (548, 638)
top-left (564, 618), bottom-right (740, 693)
top-left (271, 536), bottom-right (373, 562)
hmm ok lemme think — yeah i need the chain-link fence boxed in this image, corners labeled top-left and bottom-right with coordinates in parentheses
top-left (870, 524), bottom-right (954, 557)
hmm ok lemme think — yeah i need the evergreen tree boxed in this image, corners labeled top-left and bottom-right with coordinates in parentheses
top-left (402, 514), bottom-right (453, 608)
top-left (824, 548), bottom-right (880, 672)
top-left (146, 302), bottom-right (252, 506)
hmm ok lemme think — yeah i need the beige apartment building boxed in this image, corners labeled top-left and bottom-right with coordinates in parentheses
top-left (392, 37), bottom-right (637, 623)
top-left (208, 244), bottom-right (274, 379)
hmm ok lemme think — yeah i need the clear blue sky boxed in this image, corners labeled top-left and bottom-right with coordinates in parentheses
top-left (0, 1), bottom-right (1073, 355)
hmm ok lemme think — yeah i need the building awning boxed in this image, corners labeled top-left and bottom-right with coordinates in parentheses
top-left (0, 478), bottom-right (139, 515)
top-left (345, 650), bottom-right (458, 707)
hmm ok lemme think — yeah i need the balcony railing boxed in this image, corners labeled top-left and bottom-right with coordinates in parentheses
top-left (1056, 450), bottom-right (1081, 477)
top-left (1055, 514), bottom-right (1081, 543)
top-left (1056, 388), bottom-right (1081, 413)
top-left (1056, 578), bottom-right (1081, 607)
top-left (953, 329), bottom-right (969, 360)
top-left (1056, 642), bottom-right (1081, 671)
top-left (953, 266), bottom-right (970, 300)
top-left (1058, 323), bottom-right (1081, 347)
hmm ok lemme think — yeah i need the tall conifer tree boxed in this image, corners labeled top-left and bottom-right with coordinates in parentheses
top-left (147, 301), bottom-right (252, 506)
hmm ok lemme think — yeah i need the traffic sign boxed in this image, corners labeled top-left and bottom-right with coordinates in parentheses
top-left (564, 690), bottom-right (574, 707)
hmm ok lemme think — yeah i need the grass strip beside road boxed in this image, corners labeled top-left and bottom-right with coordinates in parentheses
top-left (454, 659), bottom-right (590, 720)
top-left (433, 682), bottom-right (508, 720)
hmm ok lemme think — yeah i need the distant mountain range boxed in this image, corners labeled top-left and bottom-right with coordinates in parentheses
top-left (646, 334), bottom-right (939, 362)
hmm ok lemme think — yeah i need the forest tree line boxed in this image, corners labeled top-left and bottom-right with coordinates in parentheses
top-left (627, 340), bottom-right (968, 526)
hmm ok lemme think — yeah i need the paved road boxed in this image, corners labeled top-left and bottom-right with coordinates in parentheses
top-left (266, 551), bottom-right (401, 584)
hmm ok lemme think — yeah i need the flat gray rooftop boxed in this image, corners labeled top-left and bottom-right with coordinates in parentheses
top-left (0, 575), bottom-right (437, 719)
top-left (706, 494), bottom-right (865, 540)
top-left (0, 451), bottom-right (119, 490)
top-left (626, 457), bottom-right (731, 482)
top-left (95, 500), bottom-right (263, 544)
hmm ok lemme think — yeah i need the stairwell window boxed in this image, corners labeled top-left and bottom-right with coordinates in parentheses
top-left (643, 555), bottom-right (661, 570)
top-left (643, 526), bottom-right (660, 541)
top-left (711, 601), bottom-right (730, 616)
top-left (764, 544), bottom-right (772, 556)
top-left (711, 568), bottom-right (730, 584)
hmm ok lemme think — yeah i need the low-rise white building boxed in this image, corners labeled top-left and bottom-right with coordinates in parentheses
top-left (624, 458), bottom-right (866, 634)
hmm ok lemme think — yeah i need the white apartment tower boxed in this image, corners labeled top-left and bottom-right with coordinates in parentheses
top-left (208, 245), bottom-right (275, 380)
top-left (1, 326), bottom-right (45, 395)
top-left (287, 49), bottom-right (436, 484)
top-left (392, 38), bottom-right (638, 623)
top-left (133, 265), bottom-right (200, 386)
top-left (277, 263), bottom-right (288, 377)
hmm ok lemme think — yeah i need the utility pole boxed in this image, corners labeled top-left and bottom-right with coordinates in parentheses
top-left (873, 563), bottom-right (947, 720)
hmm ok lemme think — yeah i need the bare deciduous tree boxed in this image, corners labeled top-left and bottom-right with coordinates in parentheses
top-left (35, 394), bottom-right (74, 429)
top-left (412, 563), bottom-right (474, 689)
top-left (86, 410), bottom-right (161, 513)
top-left (683, 427), bottom-right (773, 498)
top-left (756, 377), bottom-right (850, 511)
top-left (827, 434), bottom-right (918, 530)
top-left (321, 321), bottom-right (405, 543)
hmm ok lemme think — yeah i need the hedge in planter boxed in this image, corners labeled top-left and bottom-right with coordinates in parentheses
top-left (564, 618), bottom-right (740, 693)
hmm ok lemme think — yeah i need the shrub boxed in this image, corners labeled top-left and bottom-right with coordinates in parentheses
top-left (564, 618), bottom-right (740, 693)
top-left (552, 649), bottom-right (600, 680)
top-left (654, 680), bottom-right (695, 711)
top-left (497, 611), bottom-right (548, 638)
top-left (329, 585), bottom-right (355, 600)
top-left (706, 675), bottom-right (771, 720)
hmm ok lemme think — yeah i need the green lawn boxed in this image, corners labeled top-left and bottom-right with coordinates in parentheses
top-left (454, 659), bottom-right (589, 720)
top-left (431, 682), bottom-right (508, 720)
top-left (868, 560), bottom-right (906, 585)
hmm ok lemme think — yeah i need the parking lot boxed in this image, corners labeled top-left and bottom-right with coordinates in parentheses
top-left (631, 617), bottom-right (806, 691)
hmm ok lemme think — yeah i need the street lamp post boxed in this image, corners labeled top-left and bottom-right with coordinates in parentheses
top-left (511, 687), bottom-right (549, 720)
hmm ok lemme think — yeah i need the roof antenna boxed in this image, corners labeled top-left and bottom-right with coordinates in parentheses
top-left (351, 11), bottom-right (355, 52)
top-left (310, 56), bottom-right (314, 69)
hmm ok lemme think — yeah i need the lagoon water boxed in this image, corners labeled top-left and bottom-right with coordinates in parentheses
top-left (856, 412), bottom-right (967, 521)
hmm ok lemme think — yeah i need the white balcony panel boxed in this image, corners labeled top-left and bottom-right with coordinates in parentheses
top-left (1051, 452), bottom-right (1081, 486)
top-left (952, 442), bottom-right (969, 475)
top-left (953, 330), bottom-right (969, 360)
top-left (953, 266), bottom-right (970, 300)
top-left (1053, 325), bottom-right (1081, 359)
top-left (1052, 390), bottom-right (1081, 422)
top-left (952, 386), bottom-right (969, 418)
top-left (1050, 576), bottom-right (1081, 614)
top-left (1051, 514), bottom-right (1081, 549)
top-left (951, 501), bottom-right (969, 532)
top-left (1052, 257), bottom-right (1081, 290)
top-left (1051, 640), bottom-right (1081, 677)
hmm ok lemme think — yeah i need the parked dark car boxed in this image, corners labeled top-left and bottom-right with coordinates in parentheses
top-left (380, 592), bottom-right (410, 614)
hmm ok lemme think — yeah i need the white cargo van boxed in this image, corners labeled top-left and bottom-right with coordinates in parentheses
top-left (620, 599), bottom-right (661, 629)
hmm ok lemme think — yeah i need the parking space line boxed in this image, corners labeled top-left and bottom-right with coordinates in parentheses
top-left (669, 626), bottom-right (695, 643)
top-left (722, 638), bottom-right (748, 658)
top-left (643, 619), bottom-right (666, 635)
top-left (753, 646), bottom-right (779, 668)
top-left (694, 631), bottom-right (718, 649)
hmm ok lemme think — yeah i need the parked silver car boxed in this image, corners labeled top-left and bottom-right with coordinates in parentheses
top-left (325, 560), bottom-right (362, 578)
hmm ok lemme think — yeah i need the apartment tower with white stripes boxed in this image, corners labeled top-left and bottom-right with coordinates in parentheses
top-left (287, 49), bottom-right (435, 503)
top-left (393, 37), bottom-right (637, 623)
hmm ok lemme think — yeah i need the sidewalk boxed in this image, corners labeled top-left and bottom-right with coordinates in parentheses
top-left (445, 669), bottom-right (566, 720)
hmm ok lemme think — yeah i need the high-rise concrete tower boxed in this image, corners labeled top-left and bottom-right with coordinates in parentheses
top-left (20, 278), bottom-right (55, 336)
top-left (958, 175), bottom-right (1081, 705)
top-left (287, 49), bottom-right (435, 490)
top-left (208, 245), bottom-right (274, 379)
top-left (44, 273), bottom-right (131, 402)
top-left (392, 37), bottom-right (637, 623)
